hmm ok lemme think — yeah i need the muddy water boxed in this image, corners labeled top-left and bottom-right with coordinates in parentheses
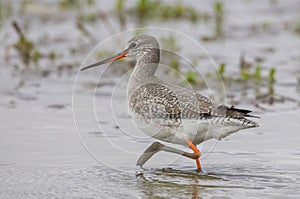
top-left (1, 0), bottom-right (300, 198)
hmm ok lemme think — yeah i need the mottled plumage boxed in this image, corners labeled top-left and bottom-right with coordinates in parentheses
top-left (129, 83), bottom-right (182, 126)
top-left (129, 81), bottom-right (258, 129)
top-left (81, 34), bottom-right (259, 170)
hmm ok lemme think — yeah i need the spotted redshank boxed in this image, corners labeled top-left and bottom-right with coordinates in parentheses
top-left (81, 34), bottom-right (259, 171)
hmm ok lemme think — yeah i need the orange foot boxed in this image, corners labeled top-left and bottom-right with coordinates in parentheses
top-left (185, 139), bottom-right (202, 171)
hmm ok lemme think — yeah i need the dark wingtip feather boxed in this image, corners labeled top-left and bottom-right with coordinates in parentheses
top-left (226, 106), bottom-right (260, 118)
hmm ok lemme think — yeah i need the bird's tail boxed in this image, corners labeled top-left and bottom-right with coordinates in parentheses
top-left (225, 106), bottom-right (260, 118)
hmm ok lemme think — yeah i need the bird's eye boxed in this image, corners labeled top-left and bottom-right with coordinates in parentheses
top-left (130, 42), bottom-right (137, 48)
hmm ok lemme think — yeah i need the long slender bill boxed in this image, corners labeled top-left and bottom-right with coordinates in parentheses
top-left (80, 51), bottom-right (128, 71)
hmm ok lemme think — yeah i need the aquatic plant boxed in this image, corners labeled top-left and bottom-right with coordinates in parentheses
top-left (254, 66), bottom-right (262, 81)
top-left (240, 69), bottom-right (250, 80)
top-left (11, 21), bottom-right (61, 69)
top-left (201, 1), bottom-right (224, 41)
top-left (77, 13), bottom-right (97, 23)
top-left (12, 21), bottom-right (34, 67)
top-left (135, 0), bottom-right (160, 19)
top-left (261, 21), bottom-right (271, 31)
top-left (239, 52), bottom-right (253, 80)
top-left (217, 63), bottom-right (225, 78)
top-left (202, 11), bottom-right (211, 23)
top-left (31, 49), bottom-right (41, 67)
top-left (131, 0), bottom-right (200, 22)
top-left (169, 58), bottom-right (180, 72)
top-left (203, 51), bottom-right (279, 93)
top-left (268, 67), bottom-right (276, 83)
top-left (161, 4), bottom-right (198, 22)
top-left (59, 0), bottom-right (81, 9)
top-left (49, 51), bottom-right (57, 61)
top-left (185, 71), bottom-right (198, 84)
top-left (293, 22), bottom-right (300, 36)
top-left (58, 0), bottom-right (94, 9)
top-left (115, 0), bottom-right (125, 13)
top-left (214, 1), bottom-right (224, 37)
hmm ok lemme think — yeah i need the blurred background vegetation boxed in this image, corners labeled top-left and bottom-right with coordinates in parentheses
top-left (0, 0), bottom-right (299, 108)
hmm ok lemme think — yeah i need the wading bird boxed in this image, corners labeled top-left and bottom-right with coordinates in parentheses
top-left (81, 35), bottom-right (258, 171)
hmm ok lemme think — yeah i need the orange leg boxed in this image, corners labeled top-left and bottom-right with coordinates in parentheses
top-left (185, 139), bottom-right (202, 171)
top-left (137, 142), bottom-right (203, 171)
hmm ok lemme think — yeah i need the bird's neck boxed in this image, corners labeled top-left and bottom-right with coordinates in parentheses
top-left (127, 61), bottom-right (159, 99)
top-left (133, 61), bottom-right (158, 77)
top-left (127, 48), bottom-right (160, 98)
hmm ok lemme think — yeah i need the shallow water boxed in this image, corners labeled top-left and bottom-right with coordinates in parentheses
top-left (1, 0), bottom-right (300, 198)
top-left (1, 72), bottom-right (299, 198)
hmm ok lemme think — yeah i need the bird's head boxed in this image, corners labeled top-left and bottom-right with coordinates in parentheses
top-left (81, 34), bottom-right (160, 71)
